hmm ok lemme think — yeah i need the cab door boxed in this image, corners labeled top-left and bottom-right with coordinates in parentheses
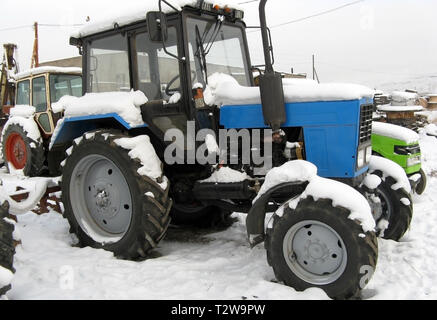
top-left (32, 75), bottom-right (54, 135)
top-left (132, 20), bottom-right (191, 148)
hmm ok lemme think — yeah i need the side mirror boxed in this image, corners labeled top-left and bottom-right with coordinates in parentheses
top-left (147, 12), bottom-right (168, 42)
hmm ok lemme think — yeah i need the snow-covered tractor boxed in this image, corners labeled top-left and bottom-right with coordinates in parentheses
top-left (1, 67), bottom-right (82, 176)
top-left (35, 0), bottom-right (414, 299)
top-left (372, 121), bottom-right (426, 195)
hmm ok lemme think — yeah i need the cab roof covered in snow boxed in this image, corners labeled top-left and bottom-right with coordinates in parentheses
top-left (70, 0), bottom-right (244, 40)
top-left (13, 67), bottom-right (82, 81)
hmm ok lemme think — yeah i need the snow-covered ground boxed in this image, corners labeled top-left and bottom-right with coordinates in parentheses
top-left (1, 131), bottom-right (437, 300)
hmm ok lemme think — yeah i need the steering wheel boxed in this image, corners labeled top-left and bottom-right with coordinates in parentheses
top-left (165, 70), bottom-right (198, 97)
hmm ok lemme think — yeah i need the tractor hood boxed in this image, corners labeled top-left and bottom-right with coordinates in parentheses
top-left (204, 73), bottom-right (375, 107)
top-left (372, 121), bottom-right (419, 144)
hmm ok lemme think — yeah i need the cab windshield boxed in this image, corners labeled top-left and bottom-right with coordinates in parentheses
top-left (186, 17), bottom-right (251, 87)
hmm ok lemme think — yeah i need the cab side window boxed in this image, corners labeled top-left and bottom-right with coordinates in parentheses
top-left (32, 76), bottom-right (47, 112)
top-left (87, 34), bottom-right (130, 93)
top-left (134, 27), bottom-right (180, 101)
top-left (16, 80), bottom-right (30, 105)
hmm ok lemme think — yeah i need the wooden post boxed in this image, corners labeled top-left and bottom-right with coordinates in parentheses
top-left (31, 22), bottom-right (39, 69)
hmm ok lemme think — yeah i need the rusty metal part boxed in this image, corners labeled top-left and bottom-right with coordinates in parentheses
top-left (9, 186), bottom-right (62, 215)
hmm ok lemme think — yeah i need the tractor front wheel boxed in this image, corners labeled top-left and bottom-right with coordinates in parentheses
top-left (373, 175), bottom-right (413, 241)
top-left (414, 168), bottom-right (427, 195)
top-left (266, 196), bottom-right (378, 300)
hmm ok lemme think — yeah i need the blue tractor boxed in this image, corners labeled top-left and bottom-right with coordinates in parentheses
top-left (49, 0), bottom-right (412, 299)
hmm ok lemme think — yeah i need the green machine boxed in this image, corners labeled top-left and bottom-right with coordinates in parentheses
top-left (372, 121), bottom-right (426, 194)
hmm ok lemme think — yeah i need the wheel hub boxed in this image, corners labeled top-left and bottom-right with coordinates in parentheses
top-left (283, 221), bottom-right (347, 285)
top-left (5, 133), bottom-right (27, 169)
top-left (305, 239), bottom-right (329, 262)
top-left (95, 189), bottom-right (111, 209)
top-left (70, 155), bottom-right (133, 237)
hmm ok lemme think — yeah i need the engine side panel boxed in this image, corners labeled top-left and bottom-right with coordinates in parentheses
top-left (219, 98), bottom-right (370, 178)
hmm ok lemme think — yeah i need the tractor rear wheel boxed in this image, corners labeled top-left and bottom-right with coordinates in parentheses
top-left (1, 122), bottom-right (44, 176)
top-left (61, 130), bottom-right (172, 260)
top-left (266, 196), bottom-right (378, 300)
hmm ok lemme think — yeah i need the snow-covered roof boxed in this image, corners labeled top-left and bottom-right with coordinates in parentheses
top-left (377, 105), bottom-right (423, 112)
top-left (14, 67), bottom-right (82, 80)
top-left (71, 0), bottom-right (243, 39)
top-left (391, 91), bottom-right (418, 101)
top-left (372, 121), bottom-right (419, 144)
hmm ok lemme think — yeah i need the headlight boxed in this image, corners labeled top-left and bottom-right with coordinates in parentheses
top-left (357, 149), bottom-right (365, 168)
top-left (394, 144), bottom-right (420, 155)
top-left (407, 156), bottom-right (421, 167)
top-left (365, 146), bottom-right (372, 163)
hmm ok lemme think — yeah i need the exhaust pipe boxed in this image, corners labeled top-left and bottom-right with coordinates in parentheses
top-left (258, 0), bottom-right (286, 132)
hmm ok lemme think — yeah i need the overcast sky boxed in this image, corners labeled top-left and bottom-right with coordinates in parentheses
top-left (1, 0), bottom-right (436, 91)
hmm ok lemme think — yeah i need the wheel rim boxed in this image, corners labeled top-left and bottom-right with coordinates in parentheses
top-left (375, 186), bottom-right (393, 223)
top-left (69, 154), bottom-right (133, 242)
top-left (5, 133), bottom-right (27, 170)
top-left (283, 220), bottom-right (348, 285)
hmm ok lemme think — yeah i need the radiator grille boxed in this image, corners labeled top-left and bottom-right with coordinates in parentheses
top-left (359, 104), bottom-right (373, 144)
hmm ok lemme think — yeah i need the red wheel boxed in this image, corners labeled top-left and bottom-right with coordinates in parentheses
top-left (1, 122), bottom-right (45, 176)
top-left (5, 132), bottom-right (28, 170)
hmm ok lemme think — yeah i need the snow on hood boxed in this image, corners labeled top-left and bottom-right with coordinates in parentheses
top-left (204, 73), bottom-right (375, 107)
top-left (372, 121), bottom-right (419, 144)
top-left (52, 90), bottom-right (147, 127)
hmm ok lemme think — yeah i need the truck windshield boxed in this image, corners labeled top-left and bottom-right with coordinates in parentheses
top-left (186, 17), bottom-right (251, 87)
top-left (49, 74), bottom-right (82, 103)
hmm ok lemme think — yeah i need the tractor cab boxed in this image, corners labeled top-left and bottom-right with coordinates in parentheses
top-left (13, 67), bottom-right (82, 136)
top-left (71, 1), bottom-right (250, 141)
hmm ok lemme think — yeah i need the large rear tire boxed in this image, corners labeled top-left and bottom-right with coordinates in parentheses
top-left (1, 122), bottom-right (44, 176)
top-left (61, 130), bottom-right (172, 260)
top-left (0, 201), bottom-right (15, 296)
top-left (266, 196), bottom-right (378, 300)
